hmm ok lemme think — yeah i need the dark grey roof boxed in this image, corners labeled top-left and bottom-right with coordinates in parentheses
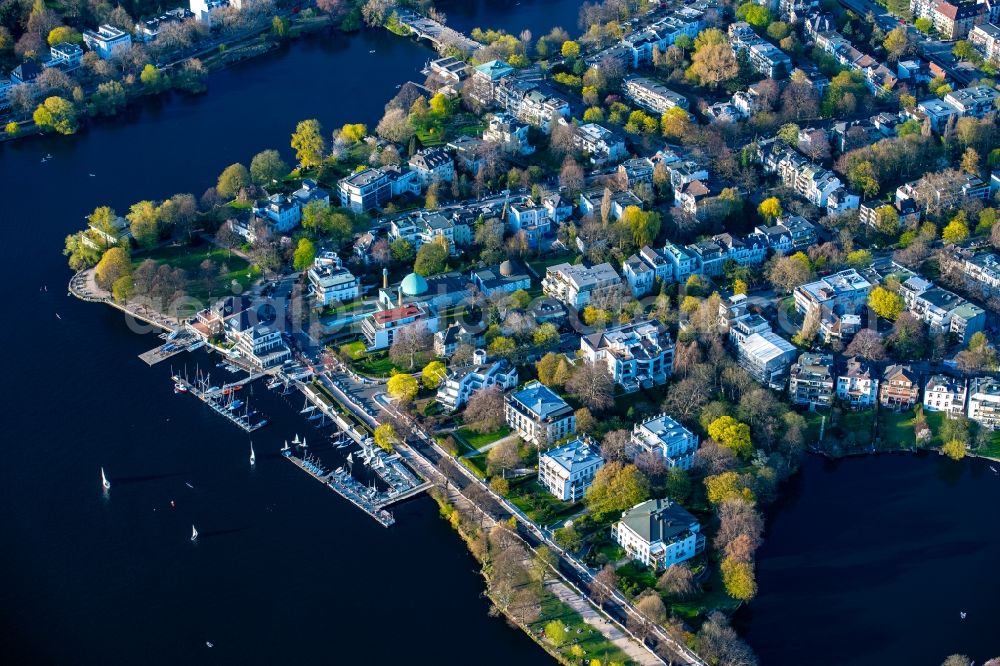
top-left (618, 499), bottom-right (698, 545)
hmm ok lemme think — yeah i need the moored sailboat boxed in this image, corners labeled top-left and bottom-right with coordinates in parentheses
top-left (250, 443), bottom-right (256, 466)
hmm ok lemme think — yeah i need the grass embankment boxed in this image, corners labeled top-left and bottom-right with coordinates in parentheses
top-left (338, 341), bottom-right (405, 377)
top-left (428, 489), bottom-right (629, 666)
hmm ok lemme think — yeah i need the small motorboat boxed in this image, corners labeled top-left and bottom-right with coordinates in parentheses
top-left (191, 525), bottom-right (199, 541)
top-left (206, 641), bottom-right (213, 648)
top-left (960, 611), bottom-right (967, 619)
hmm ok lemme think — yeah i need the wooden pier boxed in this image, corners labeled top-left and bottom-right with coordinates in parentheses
top-left (139, 338), bottom-right (205, 366)
top-left (173, 376), bottom-right (267, 433)
top-left (283, 449), bottom-right (395, 527)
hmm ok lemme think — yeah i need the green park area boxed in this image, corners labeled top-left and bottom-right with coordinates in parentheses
top-left (133, 244), bottom-right (256, 304)
top-left (528, 592), bottom-right (630, 665)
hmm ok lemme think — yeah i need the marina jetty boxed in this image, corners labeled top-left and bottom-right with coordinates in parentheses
top-left (282, 384), bottom-right (431, 526)
top-left (172, 372), bottom-right (268, 433)
top-left (139, 330), bottom-right (205, 366)
top-left (281, 439), bottom-right (396, 528)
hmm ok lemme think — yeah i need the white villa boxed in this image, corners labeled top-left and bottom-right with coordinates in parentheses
top-left (542, 262), bottom-right (621, 310)
top-left (538, 436), bottom-right (604, 501)
top-left (613, 499), bottom-right (704, 572)
top-left (630, 414), bottom-right (697, 469)
top-left (436, 350), bottom-right (518, 411)
top-left (505, 380), bottom-right (577, 446)
top-left (581, 320), bottom-right (674, 392)
top-left (307, 252), bottom-right (360, 306)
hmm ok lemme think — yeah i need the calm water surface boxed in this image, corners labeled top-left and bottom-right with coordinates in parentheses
top-left (737, 453), bottom-right (1000, 665)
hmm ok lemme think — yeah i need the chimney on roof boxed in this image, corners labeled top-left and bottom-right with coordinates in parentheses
top-left (383, 267), bottom-right (389, 289)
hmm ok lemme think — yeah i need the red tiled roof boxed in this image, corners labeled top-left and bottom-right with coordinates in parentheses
top-left (373, 304), bottom-right (422, 325)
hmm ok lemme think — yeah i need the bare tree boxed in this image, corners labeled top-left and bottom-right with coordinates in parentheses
top-left (591, 563), bottom-right (618, 605)
top-left (600, 429), bottom-right (633, 462)
top-left (566, 361), bottom-right (615, 412)
top-left (697, 611), bottom-right (759, 666)
top-left (693, 439), bottom-right (738, 475)
top-left (845, 329), bottom-right (887, 361)
top-left (389, 324), bottom-right (433, 369)
top-left (657, 562), bottom-right (698, 598)
top-left (486, 437), bottom-right (521, 478)
top-left (714, 497), bottom-right (764, 554)
top-left (464, 385), bottom-right (505, 433)
top-left (662, 376), bottom-right (709, 422)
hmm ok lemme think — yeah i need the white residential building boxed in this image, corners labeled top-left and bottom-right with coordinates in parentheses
top-left (581, 320), bottom-right (674, 393)
top-left (613, 499), bottom-right (704, 572)
top-left (292, 179), bottom-right (330, 208)
top-left (307, 252), bottom-right (360, 306)
top-left (436, 350), bottom-right (518, 411)
top-left (497, 78), bottom-right (570, 132)
top-left (959, 252), bottom-right (1000, 295)
top-left (408, 148), bottom-right (455, 184)
top-left (538, 436), bottom-right (604, 501)
top-left (967, 377), bottom-right (1000, 429)
top-left (923, 374), bottom-right (967, 418)
top-left (361, 302), bottom-right (439, 351)
top-left (541, 262), bottom-right (621, 310)
top-left (483, 112), bottom-right (533, 154)
top-left (569, 122), bottom-right (628, 165)
top-left (899, 276), bottom-right (986, 345)
top-left (253, 194), bottom-right (301, 233)
top-left (622, 246), bottom-right (674, 297)
top-left (729, 315), bottom-right (797, 389)
top-left (622, 77), bottom-right (689, 114)
top-left (505, 380), bottom-right (576, 446)
top-left (794, 269), bottom-right (873, 315)
top-left (788, 353), bottom-right (835, 409)
top-left (631, 414), bottom-right (697, 470)
top-left (507, 201), bottom-right (553, 249)
top-left (943, 85), bottom-right (1000, 118)
top-left (190, 0), bottom-right (233, 23)
top-left (82, 24), bottom-right (132, 59)
top-left (837, 357), bottom-right (878, 409)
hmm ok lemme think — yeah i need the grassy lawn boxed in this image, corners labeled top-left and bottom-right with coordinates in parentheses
top-left (878, 409), bottom-right (920, 449)
top-left (669, 566), bottom-right (741, 622)
top-left (354, 352), bottom-right (399, 377)
top-left (454, 425), bottom-right (510, 451)
top-left (508, 478), bottom-right (583, 526)
top-left (528, 589), bottom-right (629, 665)
top-left (134, 243), bottom-right (255, 304)
top-left (461, 453), bottom-right (488, 479)
top-left (980, 432), bottom-right (1000, 459)
top-left (339, 340), bottom-right (367, 360)
top-left (614, 561), bottom-right (658, 598)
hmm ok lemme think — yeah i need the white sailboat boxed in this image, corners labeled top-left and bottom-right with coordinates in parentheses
top-left (250, 443), bottom-right (256, 466)
top-left (191, 525), bottom-right (199, 541)
top-left (101, 467), bottom-right (111, 491)
top-left (281, 440), bottom-right (290, 452)
top-left (292, 433), bottom-right (301, 445)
